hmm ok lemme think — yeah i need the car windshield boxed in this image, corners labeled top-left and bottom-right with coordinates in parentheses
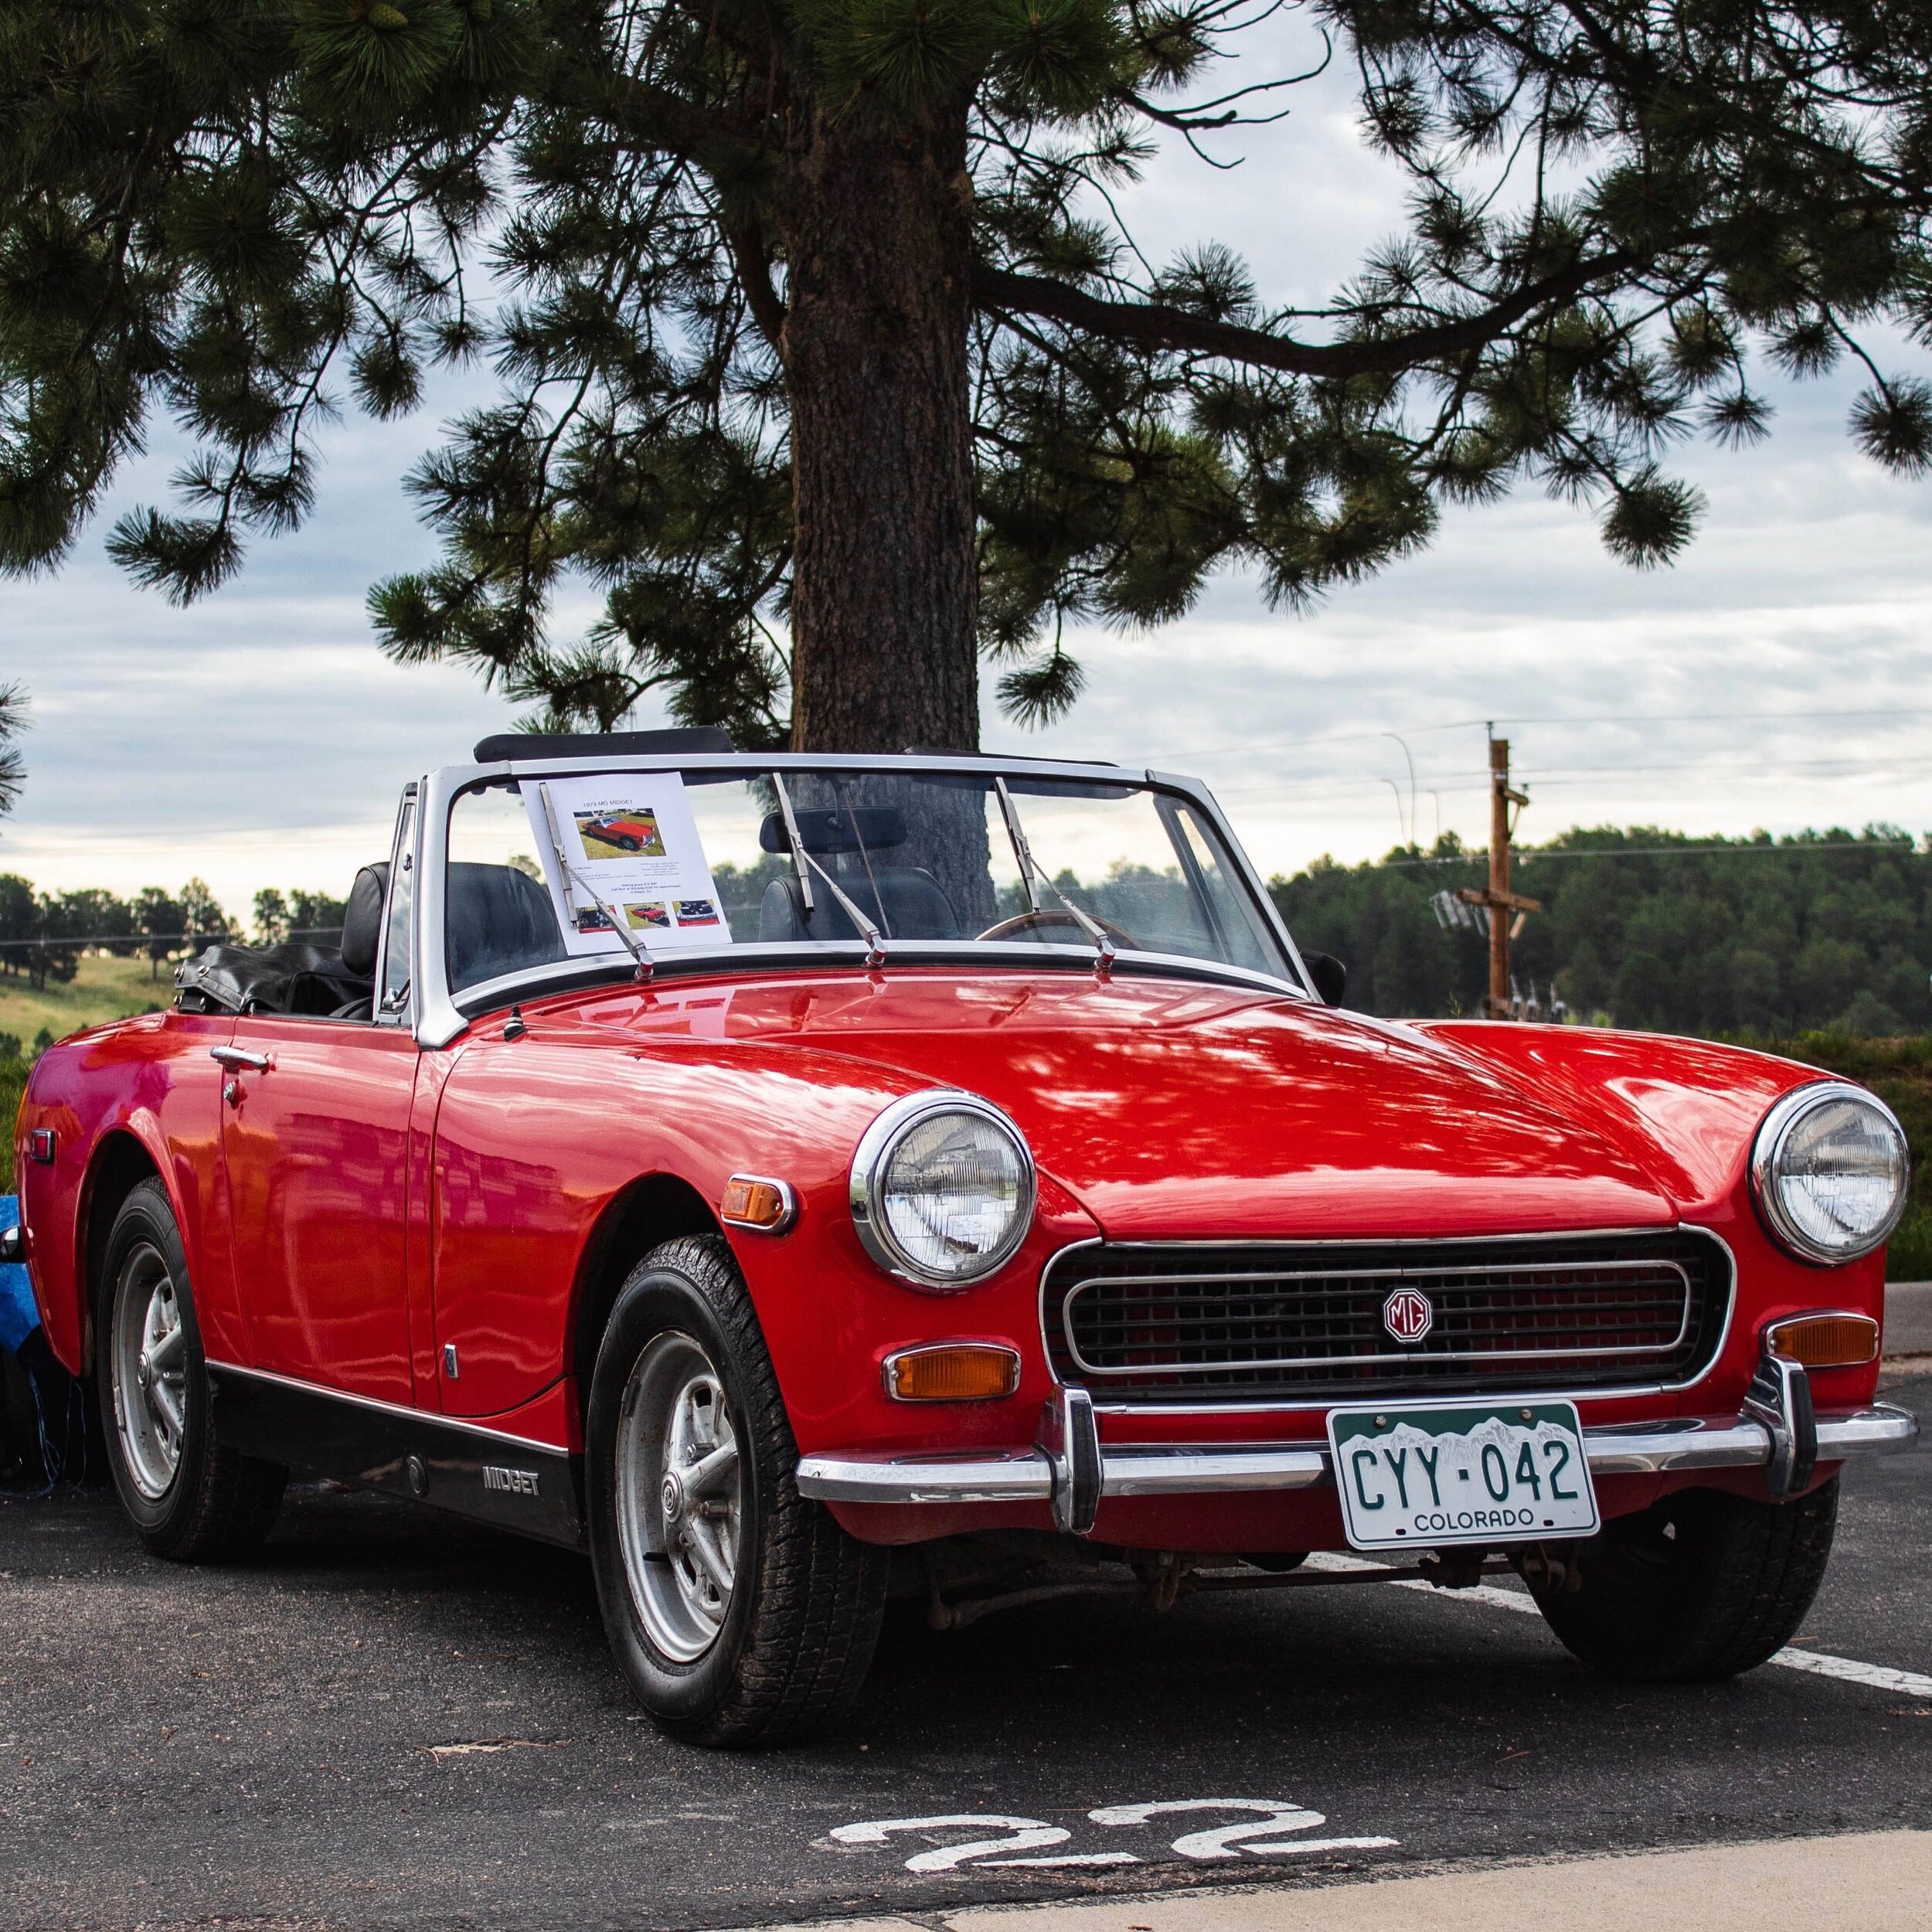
top-left (442, 764), bottom-right (1296, 997)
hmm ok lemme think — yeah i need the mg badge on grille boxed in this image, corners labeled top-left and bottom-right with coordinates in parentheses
top-left (1383, 1287), bottom-right (1434, 1345)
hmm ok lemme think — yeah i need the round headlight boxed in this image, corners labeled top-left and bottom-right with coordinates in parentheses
top-left (849, 1091), bottom-right (1036, 1289)
top-left (1751, 1082), bottom-right (1910, 1266)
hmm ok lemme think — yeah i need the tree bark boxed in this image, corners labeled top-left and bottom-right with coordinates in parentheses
top-left (781, 97), bottom-right (979, 753)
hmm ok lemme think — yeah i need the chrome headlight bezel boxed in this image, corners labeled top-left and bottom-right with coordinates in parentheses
top-left (1750, 1080), bottom-right (1910, 1267)
top-left (848, 1090), bottom-right (1037, 1291)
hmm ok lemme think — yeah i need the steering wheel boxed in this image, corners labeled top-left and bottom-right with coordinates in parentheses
top-left (977, 908), bottom-right (1141, 950)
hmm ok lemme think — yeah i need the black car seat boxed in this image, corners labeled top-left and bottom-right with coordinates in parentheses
top-left (447, 862), bottom-right (569, 991)
top-left (756, 807), bottom-right (960, 943)
top-left (339, 862), bottom-right (389, 978)
top-left (325, 861), bottom-right (390, 1019)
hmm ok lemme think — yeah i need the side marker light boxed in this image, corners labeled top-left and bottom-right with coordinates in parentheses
top-left (883, 1344), bottom-right (1022, 1403)
top-left (721, 1174), bottom-right (797, 1233)
top-left (1764, 1311), bottom-right (1881, 1370)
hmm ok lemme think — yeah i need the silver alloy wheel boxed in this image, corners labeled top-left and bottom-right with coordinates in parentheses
top-left (614, 1331), bottom-right (743, 1663)
top-left (111, 1240), bottom-right (189, 1499)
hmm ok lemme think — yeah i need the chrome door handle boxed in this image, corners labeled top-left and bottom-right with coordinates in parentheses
top-left (209, 1046), bottom-right (274, 1073)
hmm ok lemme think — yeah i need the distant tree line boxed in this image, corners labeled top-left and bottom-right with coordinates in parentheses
top-left (0, 878), bottom-right (347, 992)
top-left (5, 832), bottom-right (1927, 1041)
top-left (1272, 827), bottom-right (1932, 1037)
top-left (247, 888), bottom-right (351, 951)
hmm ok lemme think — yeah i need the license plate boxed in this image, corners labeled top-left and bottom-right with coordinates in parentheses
top-left (1327, 1398), bottom-right (1600, 1552)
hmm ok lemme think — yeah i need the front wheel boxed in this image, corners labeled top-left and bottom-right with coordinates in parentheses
top-left (1526, 1479), bottom-right (1839, 1682)
top-left (585, 1236), bottom-right (889, 1747)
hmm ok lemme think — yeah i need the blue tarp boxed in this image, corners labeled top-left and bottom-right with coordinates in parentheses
top-left (0, 1195), bottom-right (37, 1354)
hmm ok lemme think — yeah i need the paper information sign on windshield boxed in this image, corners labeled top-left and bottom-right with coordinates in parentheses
top-left (522, 774), bottom-right (732, 956)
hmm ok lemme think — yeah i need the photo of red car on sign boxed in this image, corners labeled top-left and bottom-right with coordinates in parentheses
top-left (576, 808), bottom-right (665, 857)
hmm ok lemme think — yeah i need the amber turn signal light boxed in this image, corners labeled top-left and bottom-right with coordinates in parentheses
top-left (719, 1174), bottom-right (796, 1233)
top-left (883, 1344), bottom-right (1022, 1403)
top-left (1764, 1311), bottom-right (1880, 1369)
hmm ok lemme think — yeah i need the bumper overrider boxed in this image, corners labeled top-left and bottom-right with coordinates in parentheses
top-left (795, 1360), bottom-right (1919, 1537)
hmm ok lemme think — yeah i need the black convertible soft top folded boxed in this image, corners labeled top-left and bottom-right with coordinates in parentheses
top-left (175, 943), bottom-right (371, 1018)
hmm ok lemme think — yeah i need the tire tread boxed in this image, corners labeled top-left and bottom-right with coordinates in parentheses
top-left (100, 1178), bottom-right (286, 1563)
top-left (1532, 1478), bottom-right (1838, 1682)
top-left (590, 1234), bottom-right (887, 1747)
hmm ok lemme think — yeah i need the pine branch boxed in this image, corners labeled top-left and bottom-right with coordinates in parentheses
top-left (971, 250), bottom-right (1638, 378)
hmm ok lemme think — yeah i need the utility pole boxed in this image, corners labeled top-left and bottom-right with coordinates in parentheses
top-left (1457, 730), bottom-right (1542, 1019)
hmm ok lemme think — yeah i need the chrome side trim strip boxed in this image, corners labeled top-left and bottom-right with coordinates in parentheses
top-left (205, 1359), bottom-right (567, 1457)
top-left (792, 1404), bottom-right (1918, 1505)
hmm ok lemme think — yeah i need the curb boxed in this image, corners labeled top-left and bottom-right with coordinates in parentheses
top-left (1886, 1281), bottom-right (1932, 1358)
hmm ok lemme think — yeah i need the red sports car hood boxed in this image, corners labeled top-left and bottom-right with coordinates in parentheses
top-left (628, 972), bottom-right (1679, 1241)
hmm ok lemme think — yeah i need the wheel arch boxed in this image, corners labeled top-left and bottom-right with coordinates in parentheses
top-left (77, 1128), bottom-right (167, 1373)
top-left (570, 1172), bottom-right (724, 1407)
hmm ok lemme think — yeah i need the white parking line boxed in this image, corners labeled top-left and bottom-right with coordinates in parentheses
top-left (1305, 1552), bottom-right (1932, 1696)
top-left (1766, 1646), bottom-right (1932, 1698)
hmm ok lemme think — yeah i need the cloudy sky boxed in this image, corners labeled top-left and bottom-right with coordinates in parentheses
top-left (5, 30), bottom-right (1930, 923)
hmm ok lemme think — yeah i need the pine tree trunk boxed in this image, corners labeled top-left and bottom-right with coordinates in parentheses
top-left (781, 100), bottom-right (978, 753)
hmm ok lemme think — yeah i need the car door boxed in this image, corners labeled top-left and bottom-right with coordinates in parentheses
top-left (217, 793), bottom-right (421, 1406)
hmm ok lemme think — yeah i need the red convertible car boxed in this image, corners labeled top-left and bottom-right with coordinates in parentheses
top-left (578, 811), bottom-right (662, 854)
top-left (10, 733), bottom-right (1917, 1747)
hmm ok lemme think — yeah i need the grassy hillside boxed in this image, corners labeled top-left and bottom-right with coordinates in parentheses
top-left (0, 954), bottom-right (168, 1051)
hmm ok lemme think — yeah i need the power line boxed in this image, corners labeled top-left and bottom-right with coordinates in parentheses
top-left (0, 926), bottom-right (342, 951)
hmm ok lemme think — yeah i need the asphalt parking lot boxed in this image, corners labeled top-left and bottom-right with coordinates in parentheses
top-left (6, 1370), bottom-right (1932, 1932)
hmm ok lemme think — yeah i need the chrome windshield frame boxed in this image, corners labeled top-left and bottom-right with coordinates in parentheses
top-left (413, 750), bottom-right (1319, 1049)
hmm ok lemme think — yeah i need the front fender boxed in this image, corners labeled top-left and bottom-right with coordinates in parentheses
top-left (428, 1026), bottom-right (1097, 1452)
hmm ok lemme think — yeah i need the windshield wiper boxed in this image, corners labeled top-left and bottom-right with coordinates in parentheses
top-left (538, 781), bottom-right (653, 982)
top-left (770, 774), bottom-right (887, 968)
top-left (995, 776), bottom-right (1115, 978)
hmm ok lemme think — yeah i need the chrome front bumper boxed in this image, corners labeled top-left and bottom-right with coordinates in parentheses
top-left (794, 1384), bottom-right (1919, 1536)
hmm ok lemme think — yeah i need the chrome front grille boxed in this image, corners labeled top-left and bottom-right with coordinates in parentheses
top-left (1043, 1232), bottom-right (1731, 1404)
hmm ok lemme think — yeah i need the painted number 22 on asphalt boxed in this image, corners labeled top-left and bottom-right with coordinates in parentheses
top-left (827, 1798), bottom-right (1397, 1872)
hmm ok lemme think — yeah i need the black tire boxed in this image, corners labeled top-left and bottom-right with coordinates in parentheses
top-left (1527, 1479), bottom-right (1839, 1682)
top-left (97, 1179), bottom-right (286, 1560)
top-left (585, 1234), bottom-right (889, 1747)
